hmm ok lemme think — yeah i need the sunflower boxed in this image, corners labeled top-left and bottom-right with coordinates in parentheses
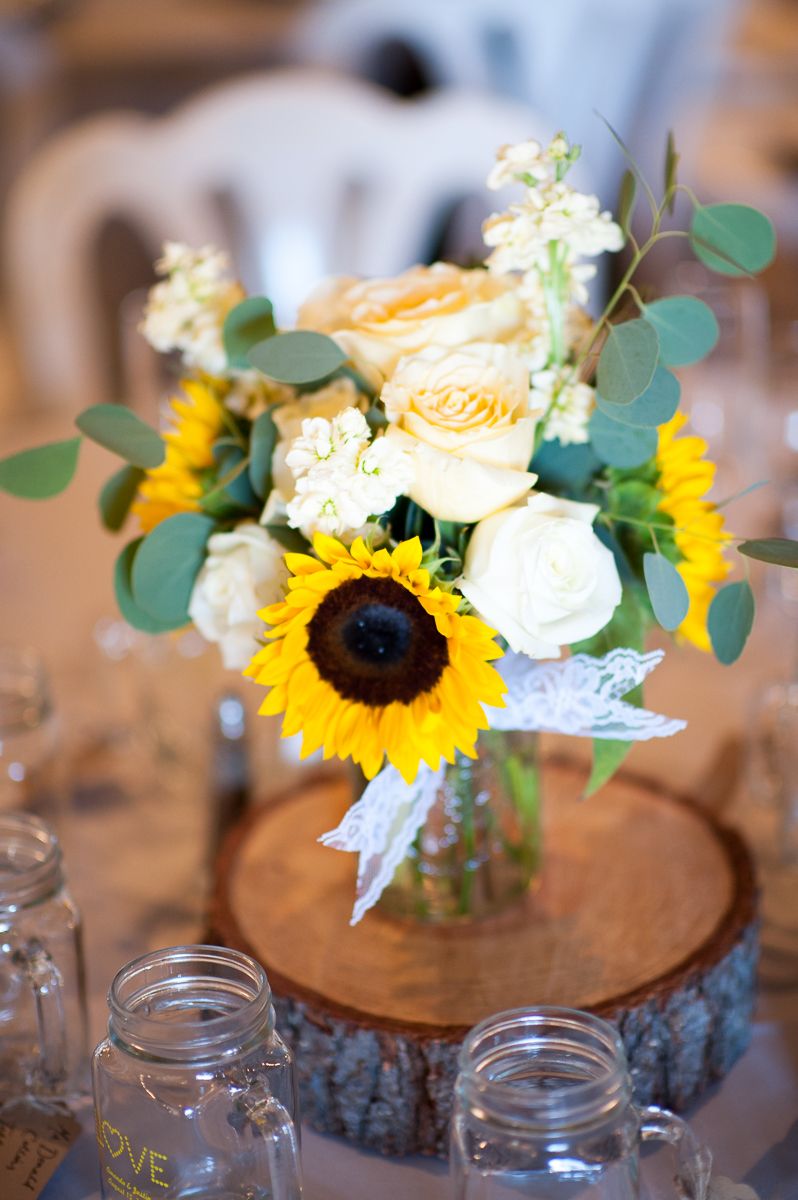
top-left (245, 534), bottom-right (507, 782)
top-left (656, 413), bottom-right (732, 651)
top-left (132, 379), bottom-right (224, 533)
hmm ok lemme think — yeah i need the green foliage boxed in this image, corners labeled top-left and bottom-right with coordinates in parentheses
top-left (588, 410), bottom-right (658, 469)
top-left (690, 204), bottom-right (775, 277)
top-left (642, 297), bottom-right (719, 367)
top-left (596, 365), bottom-right (680, 429)
top-left (248, 409), bottom-right (278, 499)
top-left (531, 440), bottom-right (603, 494)
top-left (596, 318), bottom-right (659, 406)
top-left (664, 130), bottom-right (679, 212)
top-left (201, 444), bottom-right (258, 517)
top-left (223, 297), bottom-right (276, 370)
top-left (0, 437), bottom-right (81, 499)
top-left (586, 738), bottom-right (634, 797)
top-left (738, 537), bottom-right (798, 568)
top-left (248, 330), bottom-right (346, 385)
top-left (114, 540), bottom-right (182, 633)
top-left (573, 585), bottom-right (648, 657)
top-left (618, 169), bottom-right (636, 237)
top-left (708, 580), bottom-right (755, 664)
top-left (75, 404), bottom-right (164, 468)
top-left (131, 512), bottom-right (216, 625)
top-left (99, 464), bottom-right (144, 531)
top-left (643, 552), bottom-right (689, 630)
top-left (264, 523), bottom-right (311, 555)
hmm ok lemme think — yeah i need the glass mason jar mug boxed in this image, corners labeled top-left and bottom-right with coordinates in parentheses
top-left (451, 1007), bottom-right (711, 1200)
top-left (0, 811), bottom-right (88, 1100)
top-left (92, 945), bottom-right (302, 1200)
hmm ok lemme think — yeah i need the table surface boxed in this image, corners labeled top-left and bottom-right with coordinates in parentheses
top-left (0, 406), bottom-right (796, 1199)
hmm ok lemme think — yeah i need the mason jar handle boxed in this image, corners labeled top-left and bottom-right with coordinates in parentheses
top-left (10, 936), bottom-right (68, 1087)
top-left (639, 1104), bottom-right (713, 1200)
top-left (237, 1088), bottom-right (303, 1200)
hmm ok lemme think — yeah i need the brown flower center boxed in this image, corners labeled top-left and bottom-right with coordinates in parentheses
top-left (307, 576), bottom-right (449, 706)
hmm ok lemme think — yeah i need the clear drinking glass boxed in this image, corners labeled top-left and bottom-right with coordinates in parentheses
top-left (451, 1007), bottom-right (711, 1200)
top-left (92, 945), bottom-right (302, 1200)
top-left (0, 646), bottom-right (59, 811)
top-left (0, 811), bottom-right (88, 1101)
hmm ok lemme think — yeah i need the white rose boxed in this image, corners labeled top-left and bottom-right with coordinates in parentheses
top-left (297, 263), bottom-right (528, 385)
top-left (460, 494), bottom-right (622, 658)
top-left (188, 523), bottom-right (288, 670)
top-left (382, 342), bottom-right (538, 523)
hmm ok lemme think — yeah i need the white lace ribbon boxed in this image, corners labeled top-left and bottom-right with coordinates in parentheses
top-left (320, 647), bottom-right (686, 924)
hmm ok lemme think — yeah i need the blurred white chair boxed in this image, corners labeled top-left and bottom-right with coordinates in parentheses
top-left (3, 70), bottom-right (541, 412)
top-left (294, 0), bottom-right (739, 207)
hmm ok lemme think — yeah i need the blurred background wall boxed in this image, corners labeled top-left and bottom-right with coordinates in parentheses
top-left (0, 0), bottom-right (795, 422)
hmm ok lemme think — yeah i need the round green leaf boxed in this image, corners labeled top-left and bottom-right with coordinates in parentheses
top-left (76, 404), bottom-right (165, 468)
top-left (588, 410), bottom-right (658, 468)
top-left (223, 297), bottom-right (276, 370)
top-left (99, 464), bottom-right (144, 531)
top-left (249, 409), bottom-right (277, 499)
top-left (0, 437), bottom-right (81, 499)
top-left (248, 331), bottom-right (346, 385)
top-left (131, 512), bottom-right (216, 625)
top-left (643, 297), bottom-right (719, 367)
top-left (708, 580), bottom-right (755, 664)
top-left (114, 540), bottom-right (183, 633)
top-left (643, 552), bottom-right (689, 631)
top-left (738, 537), bottom-right (798, 569)
top-left (690, 204), bottom-right (775, 277)
top-left (596, 366), bottom-right (680, 429)
top-left (596, 318), bottom-right (659, 406)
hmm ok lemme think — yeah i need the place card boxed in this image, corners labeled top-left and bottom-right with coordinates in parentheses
top-left (0, 1099), bottom-right (81, 1200)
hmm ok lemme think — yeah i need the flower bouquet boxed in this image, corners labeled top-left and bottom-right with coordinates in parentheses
top-left (2, 130), bottom-right (791, 923)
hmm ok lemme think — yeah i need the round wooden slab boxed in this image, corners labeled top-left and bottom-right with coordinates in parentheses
top-left (211, 760), bottom-right (758, 1157)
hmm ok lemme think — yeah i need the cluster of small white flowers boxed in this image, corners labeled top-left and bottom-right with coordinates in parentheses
top-left (531, 367), bottom-right (596, 446)
top-left (285, 407), bottom-right (413, 538)
top-left (140, 242), bottom-right (242, 376)
top-left (483, 135), bottom-right (623, 300)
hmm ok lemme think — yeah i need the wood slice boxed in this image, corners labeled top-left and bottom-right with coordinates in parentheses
top-left (210, 760), bottom-right (758, 1158)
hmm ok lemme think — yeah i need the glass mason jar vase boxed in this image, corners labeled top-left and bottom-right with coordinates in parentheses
top-left (377, 730), bottom-right (541, 922)
top-left (0, 811), bottom-right (88, 1100)
top-left (92, 945), bottom-right (301, 1200)
top-left (451, 1007), bottom-right (711, 1200)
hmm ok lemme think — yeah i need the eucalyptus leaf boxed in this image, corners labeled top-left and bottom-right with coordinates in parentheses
top-left (596, 366), bottom-right (680, 429)
top-left (642, 297), bottom-right (719, 367)
top-left (531, 440), bottom-right (603, 491)
top-left (99, 464), bottom-right (144, 531)
top-left (0, 437), bottom-right (81, 499)
top-left (131, 512), bottom-right (216, 625)
top-left (588, 410), bottom-right (658, 468)
top-left (114, 540), bottom-right (183, 633)
top-left (223, 297), bottom-right (276, 370)
top-left (596, 318), bottom-right (659, 406)
top-left (618, 169), bottom-right (636, 237)
top-left (690, 204), bottom-right (775, 277)
top-left (708, 580), bottom-right (755, 664)
top-left (249, 409), bottom-right (278, 499)
top-left (738, 537), bottom-right (798, 568)
top-left (248, 331), bottom-right (345, 385)
top-left (75, 404), bottom-right (164, 468)
top-left (643, 552), bottom-right (690, 631)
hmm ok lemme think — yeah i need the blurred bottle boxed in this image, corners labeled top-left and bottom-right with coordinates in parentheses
top-left (0, 646), bottom-right (60, 813)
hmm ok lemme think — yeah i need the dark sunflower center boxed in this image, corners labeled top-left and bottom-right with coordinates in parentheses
top-left (307, 576), bottom-right (449, 707)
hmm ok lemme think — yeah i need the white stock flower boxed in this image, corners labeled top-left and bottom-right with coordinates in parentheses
top-left (284, 407), bottom-right (412, 539)
top-left (484, 185), bottom-right (623, 277)
top-left (188, 523), bottom-right (288, 670)
top-left (487, 139), bottom-right (549, 190)
top-left (382, 343), bottom-right (538, 523)
top-left (141, 242), bottom-right (244, 376)
top-left (460, 494), bottom-right (622, 659)
top-left (531, 367), bottom-right (595, 446)
top-left (271, 377), bottom-right (366, 505)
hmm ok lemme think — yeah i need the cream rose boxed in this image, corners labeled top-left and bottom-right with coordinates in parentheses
top-left (188, 523), bottom-right (288, 669)
top-left (382, 342), bottom-right (538, 523)
top-left (297, 263), bottom-right (527, 384)
top-left (460, 494), bottom-right (622, 658)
